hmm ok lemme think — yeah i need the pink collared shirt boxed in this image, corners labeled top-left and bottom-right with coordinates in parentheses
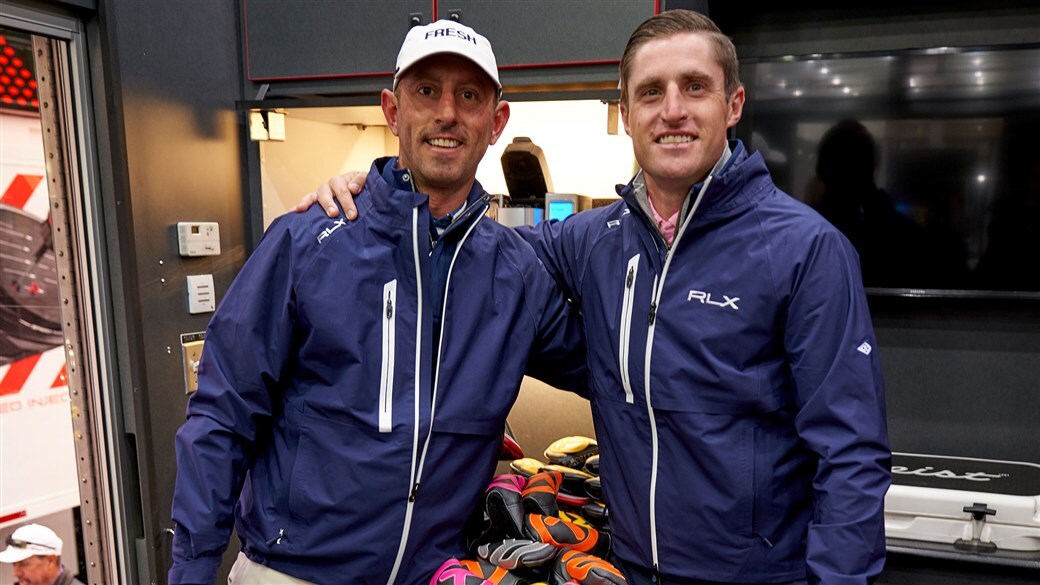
top-left (647, 193), bottom-right (679, 246)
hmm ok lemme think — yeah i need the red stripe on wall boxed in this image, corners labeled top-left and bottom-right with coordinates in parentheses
top-left (0, 353), bottom-right (42, 396)
top-left (0, 511), bottom-right (28, 524)
top-left (1, 173), bottom-right (43, 209)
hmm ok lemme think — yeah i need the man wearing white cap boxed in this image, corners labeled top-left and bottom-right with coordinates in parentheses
top-left (169, 18), bottom-right (584, 585)
top-left (0, 524), bottom-right (84, 585)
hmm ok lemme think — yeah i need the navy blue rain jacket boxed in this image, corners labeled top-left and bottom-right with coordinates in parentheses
top-left (169, 158), bottom-right (586, 585)
top-left (523, 141), bottom-right (891, 584)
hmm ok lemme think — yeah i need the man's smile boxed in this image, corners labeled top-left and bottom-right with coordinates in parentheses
top-left (656, 133), bottom-right (696, 145)
top-left (426, 137), bottom-right (463, 148)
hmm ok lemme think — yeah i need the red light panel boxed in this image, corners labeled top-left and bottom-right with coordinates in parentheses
top-left (0, 29), bottom-right (38, 113)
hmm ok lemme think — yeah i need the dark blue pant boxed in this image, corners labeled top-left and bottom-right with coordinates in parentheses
top-left (613, 556), bottom-right (809, 585)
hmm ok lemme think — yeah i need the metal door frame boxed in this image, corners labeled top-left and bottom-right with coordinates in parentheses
top-left (1, 3), bottom-right (130, 583)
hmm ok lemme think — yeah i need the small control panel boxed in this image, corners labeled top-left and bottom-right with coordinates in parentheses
top-left (186, 274), bottom-right (215, 314)
top-left (177, 221), bottom-right (221, 256)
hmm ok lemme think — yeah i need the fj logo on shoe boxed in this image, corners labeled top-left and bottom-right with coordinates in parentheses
top-left (687, 290), bottom-right (740, 310)
top-left (857, 341), bottom-right (872, 355)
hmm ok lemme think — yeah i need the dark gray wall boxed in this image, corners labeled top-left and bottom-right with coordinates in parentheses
top-left (92, 0), bottom-right (248, 582)
top-left (242, 1), bottom-right (667, 99)
top-left (439, 0), bottom-right (653, 67)
top-left (243, 0), bottom-right (430, 80)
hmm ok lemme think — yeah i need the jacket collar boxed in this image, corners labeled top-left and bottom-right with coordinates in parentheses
top-left (362, 157), bottom-right (490, 235)
top-left (617, 140), bottom-right (773, 227)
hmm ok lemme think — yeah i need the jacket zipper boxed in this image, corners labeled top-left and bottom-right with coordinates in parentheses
top-left (385, 209), bottom-right (424, 585)
top-left (379, 279), bottom-right (398, 432)
top-left (619, 254), bottom-right (641, 404)
top-left (414, 211), bottom-right (484, 491)
top-left (385, 206), bottom-right (485, 585)
top-left (642, 175), bottom-right (714, 572)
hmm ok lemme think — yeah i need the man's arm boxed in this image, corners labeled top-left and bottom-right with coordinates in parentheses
top-left (513, 220), bottom-right (586, 306)
top-left (295, 174), bottom-right (591, 400)
top-left (296, 173), bottom-right (586, 304)
top-left (785, 232), bottom-right (891, 585)
top-left (295, 172), bottom-right (365, 219)
top-left (168, 223), bottom-right (297, 584)
top-left (522, 255), bottom-right (589, 397)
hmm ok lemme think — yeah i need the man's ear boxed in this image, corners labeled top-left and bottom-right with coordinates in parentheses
top-left (381, 88), bottom-right (401, 136)
top-left (726, 86), bottom-right (746, 129)
top-left (488, 100), bottom-right (511, 145)
top-left (619, 100), bottom-right (631, 137)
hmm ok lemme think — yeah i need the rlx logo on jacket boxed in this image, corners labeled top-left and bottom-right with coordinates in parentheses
top-left (317, 218), bottom-right (347, 244)
top-left (687, 290), bottom-right (740, 310)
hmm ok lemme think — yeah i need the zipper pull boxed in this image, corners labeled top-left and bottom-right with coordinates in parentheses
top-left (648, 301), bottom-right (658, 325)
top-left (409, 482), bottom-right (420, 502)
top-left (385, 294), bottom-right (393, 319)
top-left (626, 266), bottom-right (634, 288)
top-left (265, 528), bottom-right (285, 547)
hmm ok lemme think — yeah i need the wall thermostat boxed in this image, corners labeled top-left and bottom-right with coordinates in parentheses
top-left (177, 222), bottom-right (221, 256)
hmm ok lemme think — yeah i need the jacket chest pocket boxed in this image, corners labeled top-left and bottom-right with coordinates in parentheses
top-left (618, 254), bottom-right (641, 404)
top-left (379, 279), bottom-right (397, 432)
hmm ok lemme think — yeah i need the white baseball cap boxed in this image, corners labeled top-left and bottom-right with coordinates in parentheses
top-left (0, 524), bottom-right (63, 563)
top-left (394, 19), bottom-right (501, 91)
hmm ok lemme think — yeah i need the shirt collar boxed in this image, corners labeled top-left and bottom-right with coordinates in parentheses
top-left (430, 201), bottom-right (467, 241)
top-left (647, 191), bottom-right (679, 246)
top-left (630, 142), bottom-right (733, 245)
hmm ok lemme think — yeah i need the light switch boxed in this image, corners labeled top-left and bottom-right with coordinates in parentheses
top-left (180, 332), bottom-right (205, 394)
top-left (186, 274), bottom-right (216, 314)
